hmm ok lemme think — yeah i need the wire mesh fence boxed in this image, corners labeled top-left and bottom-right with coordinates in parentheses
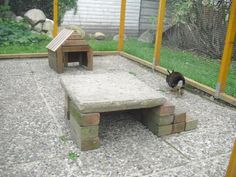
top-left (164, 0), bottom-right (236, 97)
top-left (122, 0), bottom-right (236, 97)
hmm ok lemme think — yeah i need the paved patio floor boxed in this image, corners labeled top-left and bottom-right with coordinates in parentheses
top-left (0, 56), bottom-right (235, 177)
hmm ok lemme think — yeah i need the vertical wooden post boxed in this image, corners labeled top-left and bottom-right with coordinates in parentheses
top-left (226, 140), bottom-right (236, 177)
top-left (153, 0), bottom-right (167, 66)
top-left (118, 0), bottom-right (127, 51)
top-left (53, 0), bottom-right (58, 37)
top-left (216, 0), bottom-right (236, 96)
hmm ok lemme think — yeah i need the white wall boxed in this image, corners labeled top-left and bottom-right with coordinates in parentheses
top-left (63, 0), bottom-right (141, 36)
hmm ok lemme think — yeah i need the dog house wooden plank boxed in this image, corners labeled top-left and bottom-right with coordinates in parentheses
top-left (46, 29), bottom-right (74, 52)
top-left (62, 40), bottom-right (88, 47)
top-left (62, 46), bottom-right (90, 52)
top-left (68, 33), bottom-right (83, 40)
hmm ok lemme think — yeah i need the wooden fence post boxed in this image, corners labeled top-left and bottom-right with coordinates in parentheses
top-left (153, 0), bottom-right (167, 66)
top-left (226, 140), bottom-right (236, 177)
top-left (118, 0), bottom-right (127, 51)
top-left (53, 0), bottom-right (58, 37)
top-left (216, 0), bottom-right (236, 96)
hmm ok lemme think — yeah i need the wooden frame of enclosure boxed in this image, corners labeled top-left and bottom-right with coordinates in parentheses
top-left (49, 0), bottom-right (236, 105)
top-left (0, 0), bottom-right (235, 106)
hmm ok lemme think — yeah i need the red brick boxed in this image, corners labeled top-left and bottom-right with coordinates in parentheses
top-left (69, 100), bottom-right (100, 126)
top-left (142, 109), bottom-right (174, 125)
top-left (172, 122), bottom-right (185, 133)
top-left (174, 108), bottom-right (186, 123)
top-left (185, 116), bottom-right (198, 131)
top-left (153, 101), bottom-right (175, 116)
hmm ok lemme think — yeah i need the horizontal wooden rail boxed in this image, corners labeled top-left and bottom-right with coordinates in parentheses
top-left (0, 51), bottom-right (119, 59)
top-left (0, 53), bottom-right (48, 59)
top-left (94, 51), bottom-right (119, 56)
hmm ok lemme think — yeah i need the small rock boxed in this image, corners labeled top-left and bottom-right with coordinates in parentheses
top-left (61, 25), bottom-right (85, 38)
top-left (94, 32), bottom-right (105, 40)
top-left (33, 22), bottom-right (43, 33)
top-left (2, 11), bottom-right (16, 20)
top-left (24, 9), bottom-right (46, 26)
top-left (113, 34), bottom-right (127, 41)
top-left (42, 19), bottom-right (54, 33)
top-left (138, 29), bottom-right (155, 43)
top-left (16, 16), bottom-right (24, 22)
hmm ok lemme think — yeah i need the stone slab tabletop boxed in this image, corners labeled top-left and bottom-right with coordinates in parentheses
top-left (60, 72), bottom-right (166, 113)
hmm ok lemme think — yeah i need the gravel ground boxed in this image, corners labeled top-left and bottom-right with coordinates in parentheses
top-left (0, 55), bottom-right (235, 177)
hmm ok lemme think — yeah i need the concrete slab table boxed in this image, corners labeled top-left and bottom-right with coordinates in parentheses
top-left (61, 72), bottom-right (166, 151)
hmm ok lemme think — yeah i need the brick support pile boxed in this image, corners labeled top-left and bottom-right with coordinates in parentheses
top-left (64, 94), bottom-right (198, 151)
top-left (142, 102), bottom-right (198, 136)
top-left (65, 95), bottom-right (100, 151)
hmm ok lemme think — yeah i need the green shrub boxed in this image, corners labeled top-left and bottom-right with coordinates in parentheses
top-left (0, 4), bottom-right (10, 15)
top-left (9, 0), bottom-right (77, 24)
top-left (0, 19), bottom-right (50, 46)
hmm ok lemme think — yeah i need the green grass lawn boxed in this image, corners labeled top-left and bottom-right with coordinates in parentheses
top-left (0, 40), bottom-right (51, 54)
top-left (89, 39), bottom-right (236, 97)
top-left (0, 38), bottom-right (235, 97)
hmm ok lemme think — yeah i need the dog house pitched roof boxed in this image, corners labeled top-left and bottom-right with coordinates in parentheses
top-left (46, 29), bottom-right (74, 52)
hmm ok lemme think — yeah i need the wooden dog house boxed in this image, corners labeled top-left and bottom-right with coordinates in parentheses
top-left (46, 29), bottom-right (93, 73)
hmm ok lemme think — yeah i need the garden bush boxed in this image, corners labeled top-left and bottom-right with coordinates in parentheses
top-left (0, 19), bottom-right (50, 46)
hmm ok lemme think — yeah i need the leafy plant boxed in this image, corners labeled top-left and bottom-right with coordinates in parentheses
top-left (0, 4), bottom-right (10, 13)
top-left (172, 0), bottom-right (194, 24)
top-left (172, 0), bottom-right (230, 24)
top-left (0, 4), bottom-right (13, 19)
top-left (59, 135), bottom-right (67, 143)
top-left (67, 152), bottom-right (78, 161)
top-left (128, 71), bottom-right (137, 76)
top-left (0, 19), bottom-right (50, 46)
top-left (149, 16), bottom-right (156, 31)
top-left (168, 0), bottom-right (230, 58)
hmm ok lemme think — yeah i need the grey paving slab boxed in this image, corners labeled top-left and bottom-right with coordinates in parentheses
top-left (0, 74), bottom-right (37, 99)
top-left (28, 59), bottom-right (53, 73)
top-left (0, 157), bottom-right (83, 177)
top-left (144, 166), bottom-right (207, 177)
top-left (0, 60), bottom-right (33, 75)
top-left (190, 153), bottom-right (230, 177)
top-left (0, 112), bottom-right (189, 177)
top-left (0, 56), bottom-right (235, 176)
top-left (61, 72), bottom-right (166, 113)
top-left (144, 153), bottom-right (230, 177)
top-left (163, 129), bottom-right (236, 160)
top-left (0, 133), bottom-right (72, 166)
top-left (82, 112), bottom-right (189, 175)
top-left (0, 98), bottom-right (74, 166)
top-left (0, 104), bottom-right (63, 137)
top-left (29, 74), bottom-right (69, 133)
